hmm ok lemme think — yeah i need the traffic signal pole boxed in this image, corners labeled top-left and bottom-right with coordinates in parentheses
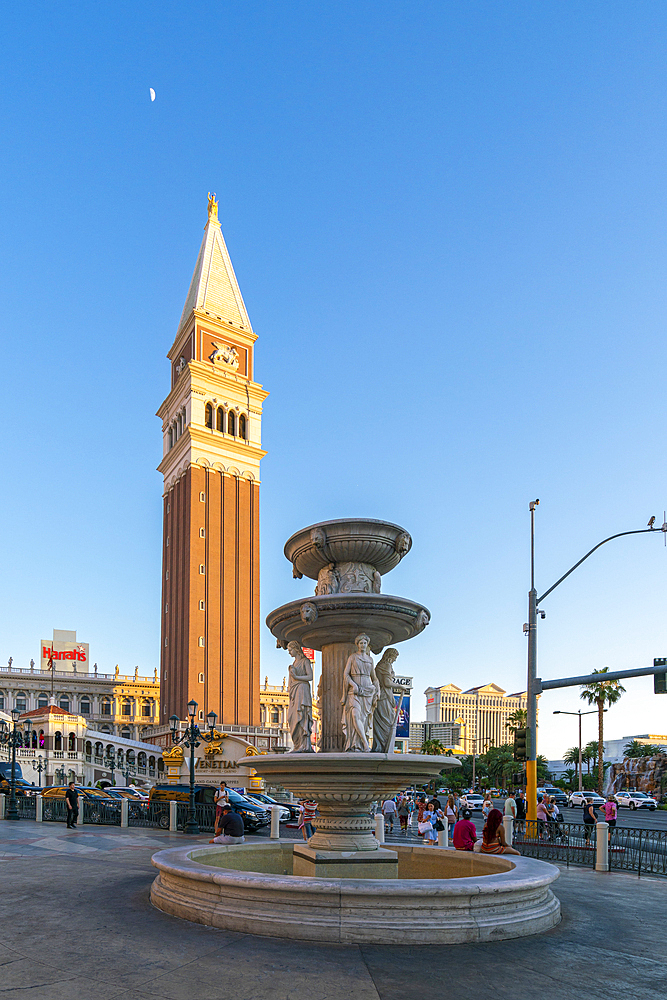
top-left (526, 502), bottom-right (539, 823)
top-left (525, 504), bottom-right (664, 824)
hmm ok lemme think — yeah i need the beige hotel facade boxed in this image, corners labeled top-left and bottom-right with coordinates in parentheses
top-left (424, 682), bottom-right (528, 753)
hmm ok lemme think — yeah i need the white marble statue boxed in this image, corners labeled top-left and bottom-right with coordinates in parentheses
top-left (371, 648), bottom-right (400, 753)
top-left (287, 641), bottom-right (315, 753)
top-left (340, 633), bottom-right (379, 752)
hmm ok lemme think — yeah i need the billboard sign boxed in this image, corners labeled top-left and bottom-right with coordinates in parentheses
top-left (302, 648), bottom-right (316, 663)
top-left (40, 636), bottom-right (89, 674)
top-left (394, 694), bottom-right (410, 739)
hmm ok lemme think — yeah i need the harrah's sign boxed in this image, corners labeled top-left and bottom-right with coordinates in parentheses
top-left (40, 641), bottom-right (90, 672)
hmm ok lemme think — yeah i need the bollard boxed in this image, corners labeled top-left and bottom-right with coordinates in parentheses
top-left (36, 795), bottom-right (42, 822)
top-left (169, 799), bottom-right (178, 832)
top-left (80, 800), bottom-right (85, 824)
top-left (121, 799), bottom-right (129, 828)
top-left (503, 815), bottom-right (513, 846)
top-left (270, 804), bottom-right (281, 839)
top-left (374, 812), bottom-right (385, 844)
top-left (437, 818), bottom-right (448, 848)
top-left (0, 795), bottom-right (5, 820)
top-left (595, 821), bottom-right (609, 872)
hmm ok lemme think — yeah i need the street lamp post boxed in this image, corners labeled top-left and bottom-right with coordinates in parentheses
top-left (526, 505), bottom-right (664, 822)
top-left (32, 755), bottom-right (46, 788)
top-left (553, 709), bottom-right (602, 792)
top-left (54, 765), bottom-right (66, 785)
top-left (170, 703), bottom-right (217, 835)
top-left (0, 710), bottom-right (32, 820)
top-left (103, 749), bottom-right (117, 786)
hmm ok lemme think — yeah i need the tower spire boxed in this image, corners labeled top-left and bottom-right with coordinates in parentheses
top-left (178, 196), bottom-right (252, 334)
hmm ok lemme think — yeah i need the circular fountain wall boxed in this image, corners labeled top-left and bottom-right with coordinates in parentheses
top-left (150, 841), bottom-right (561, 944)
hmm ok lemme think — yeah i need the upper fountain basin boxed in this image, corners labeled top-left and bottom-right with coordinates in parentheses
top-left (285, 518), bottom-right (412, 581)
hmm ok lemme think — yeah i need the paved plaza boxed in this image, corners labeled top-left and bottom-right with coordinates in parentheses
top-left (0, 820), bottom-right (665, 999)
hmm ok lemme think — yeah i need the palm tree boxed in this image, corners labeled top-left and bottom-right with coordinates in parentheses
top-left (563, 746), bottom-right (581, 787)
top-left (421, 739), bottom-right (447, 755)
top-left (580, 667), bottom-right (626, 794)
top-left (624, 740), bottom-right (665, 758)
top-left (505, 709), bottom-right (528, 734)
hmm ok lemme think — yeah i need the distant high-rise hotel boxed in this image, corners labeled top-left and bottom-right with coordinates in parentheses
top-left (424, 683), bottom-right (527, 752)
top-left (157, 196), bottom-right (268, 726)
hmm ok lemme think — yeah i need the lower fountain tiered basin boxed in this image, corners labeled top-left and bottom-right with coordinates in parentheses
top-left (150, 841), bottom-right (561, 944)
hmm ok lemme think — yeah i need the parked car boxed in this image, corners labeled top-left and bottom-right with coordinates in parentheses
top-left (568, 790), bottom-right (605, 808)
top-left (247, 794), bottom-right (290, 822)
top-left (0, 777), bottom-right (41, 797)
top-left (149, 784), bottom-right (270, 831)
top-left (614, 790), bottom-right (657, 811)
top-left (41, 786), bottom-right (119, 822)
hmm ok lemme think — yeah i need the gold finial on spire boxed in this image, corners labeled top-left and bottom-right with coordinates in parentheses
top-left (207, 192), bottom-right (219, 222)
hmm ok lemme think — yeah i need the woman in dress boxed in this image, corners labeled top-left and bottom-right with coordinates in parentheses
top-left (419, 802), bottom-right (436, 845)
top-left (480, 808), bottom-right (520, 855)
top-left (286, 641), bottom-right (314, 753)
top-left (371, 648), bottom-right (399, 753)
top-left (445, 794), bottom-right (458, 827)
top-left (341, 633), bottom-right (380, 752)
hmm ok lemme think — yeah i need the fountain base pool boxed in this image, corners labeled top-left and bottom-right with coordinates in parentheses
top-left (150, 841), bottom-right (561, 945)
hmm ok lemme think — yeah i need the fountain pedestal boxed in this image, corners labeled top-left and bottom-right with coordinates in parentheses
top-left (251, 751), bottom-right (458, 878)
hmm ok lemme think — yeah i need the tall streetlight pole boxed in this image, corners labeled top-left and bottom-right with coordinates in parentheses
top-left (526, 505), bottom-right (664, 822)
top-left (553, 708), bottom-right (601, 792)
top-left (170, 703), bottom-right (217, 835)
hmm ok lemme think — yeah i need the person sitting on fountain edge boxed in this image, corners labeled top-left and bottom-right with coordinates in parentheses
top-left (210, 804), bottom-right (246, 845)
top-left (452, 809), bottom-right (477, 852)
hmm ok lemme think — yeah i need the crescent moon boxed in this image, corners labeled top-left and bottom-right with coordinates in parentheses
top-left (150, 88), bottom-right (156, 102)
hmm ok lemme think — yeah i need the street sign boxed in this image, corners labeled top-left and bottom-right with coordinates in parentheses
top-left (654, 658), bottom-right (667, 694)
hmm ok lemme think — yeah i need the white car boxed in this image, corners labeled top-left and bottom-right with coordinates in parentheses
top-left (614, 790), bottom-right (657, 811)
top-left (247, 795), bottom-right (291, 822)
top-left (462, 794), bottom-right (484, 811)
top-left (568, 791), bottom-right (605, 808)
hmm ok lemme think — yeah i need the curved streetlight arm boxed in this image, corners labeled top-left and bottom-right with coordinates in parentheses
top-left (537, 528), bottom-right (658, 606)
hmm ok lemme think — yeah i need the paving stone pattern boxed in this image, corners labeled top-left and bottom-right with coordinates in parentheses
top-left (0, 820), bottom-right (664, 999)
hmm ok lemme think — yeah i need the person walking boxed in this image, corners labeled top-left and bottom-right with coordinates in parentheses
top-left (397, 796), bottom-right (410, 833)
top-left (482, 793), bottom-right (493, 821)
top-left (382, 796), bottom-right (397, 833)
top-left (583, 796), bottom-right (597, 845)
top-left (536, 794), bottom-right (549, 839)
top-left (209, 804), bottom-right (245, 845)
top-left (214, 781), bottom-right (229, 826)
top-left (419, 801), bottom-right (437, 846)
top-left (480, 808), bottom-right (520, 856)
top-left (65, 781), bottom-right (79, 829)
top-left (603, 793), bottom-right (617, 843)
top-left (445, 794), bottom-right (458, 828)
top-left (299, 799), bottom-right (318, 840)
top-left (515, 790), bottom-right (526, 835)
top-left (416, 795), bottom-right (427, 837)
top-left (504, 792), bottom-right (517, 820)
top-left (452, 808), bottom-right (477, 851)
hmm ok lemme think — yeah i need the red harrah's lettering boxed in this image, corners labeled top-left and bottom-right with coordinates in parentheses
top-left (42, 646), bottom-right (87, 662)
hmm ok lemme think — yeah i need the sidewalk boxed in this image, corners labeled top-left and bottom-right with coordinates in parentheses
top-left (0, 820), bottom-right (664, 1000)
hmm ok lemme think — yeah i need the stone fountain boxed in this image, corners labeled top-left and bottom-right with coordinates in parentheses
top-left (150, 517), bottom-right (561, 943)
top-left (255, 517), bottom-right (458, 877)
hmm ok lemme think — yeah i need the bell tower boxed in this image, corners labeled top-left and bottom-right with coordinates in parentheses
top-left (157, 195), bottom-right (268, 726)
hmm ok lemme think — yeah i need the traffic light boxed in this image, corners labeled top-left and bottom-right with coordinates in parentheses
top-left (513, 728), bottom-right (528, 762)
top-left (512, 772), bottom-right (525, 787)
top-left (654, 658), bottom-right (667, 695)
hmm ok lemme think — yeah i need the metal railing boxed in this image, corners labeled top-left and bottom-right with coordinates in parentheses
top-left (128, 802), bottom-right (171, 829)
top-left (82, 800), bottom-right (121, 825)
top-left (608, 826), bottom-right (667, 877)
top-left (513, 820), bottom-right (596, 868)
top-left (41, 798), bottom-right (68, 822)
top-left (16, 796), bottom-right (37, 820)
top-left (177, 802), bottom-right (216, 832)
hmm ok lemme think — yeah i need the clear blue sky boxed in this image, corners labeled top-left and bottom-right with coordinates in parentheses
top-left (1, 2), bottom-right (666, 759)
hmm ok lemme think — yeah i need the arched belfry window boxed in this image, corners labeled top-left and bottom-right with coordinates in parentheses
top-left (168, 428), bottom-right (173, 449)
top-left (205, 404), bottom-right (213, 429)
top-left (239, 414), bottom-right (247, 440)
top-left (216, 407), bottom-right (224, 431)
top-left (227, 411), bottom-right (236, 436)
